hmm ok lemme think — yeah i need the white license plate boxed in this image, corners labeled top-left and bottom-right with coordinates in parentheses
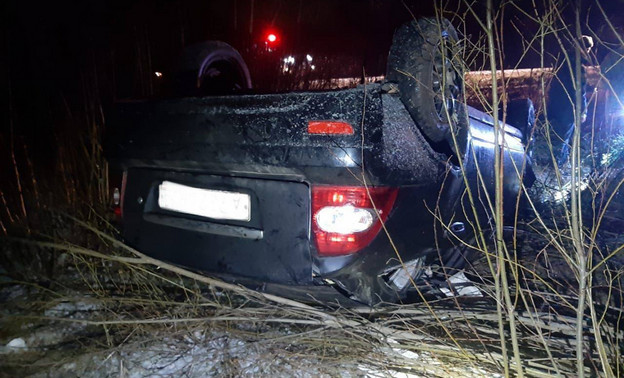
top-left (158, 181), bottom-right (251, 221)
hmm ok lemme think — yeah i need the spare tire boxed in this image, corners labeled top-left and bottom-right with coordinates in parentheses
top-left (386, 18), bottom-right (467, 146)
top-left (173, 41), bottom-right (252, 96)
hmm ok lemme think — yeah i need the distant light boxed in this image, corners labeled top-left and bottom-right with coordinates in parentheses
top-left (154, 72), bottom-right (163, 77)
top-left (306, 54), bottom-right (313, 62)
top-left (266, 32), bottom-right (279, 45)
top-left (311, 65), bottom-right (315, 70)
top-left (287, 56), bottom-right (295, 64)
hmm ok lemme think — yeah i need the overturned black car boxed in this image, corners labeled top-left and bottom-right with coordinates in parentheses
top-left (105, 18), bottom-right (535, 305)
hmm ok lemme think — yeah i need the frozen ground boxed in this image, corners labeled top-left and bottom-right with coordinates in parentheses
top-left (1, 247), bottom-right (621, 378)
top-left (0, 283), bottom-right (361, 377)
top-left (1, 263), bottom-right (515, 378)
top-left (0, 280), bottom-right (501, 377)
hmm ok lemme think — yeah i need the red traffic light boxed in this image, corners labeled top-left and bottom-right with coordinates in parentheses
top-left (267, 33), bottom-right (277, 43)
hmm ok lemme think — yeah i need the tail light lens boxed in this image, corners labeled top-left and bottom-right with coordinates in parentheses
top-left (113, 188), bottom-right (122, 217)
top-left (311, 186), bottom-right (398, 256)
top-left (307, 121), bottom-right (354, 135)
top-left (112, 171), bottom-right (127, 219)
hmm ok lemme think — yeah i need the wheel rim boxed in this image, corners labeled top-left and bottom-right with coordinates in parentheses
top-left (432, 35), bottom-right (461, 124)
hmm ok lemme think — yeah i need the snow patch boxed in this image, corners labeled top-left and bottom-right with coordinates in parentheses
top-left (5, 338), bottom-right (27, 352)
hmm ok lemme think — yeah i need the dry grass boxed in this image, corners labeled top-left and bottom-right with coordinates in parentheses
top-left (0, 211), bottom-right (621, 376)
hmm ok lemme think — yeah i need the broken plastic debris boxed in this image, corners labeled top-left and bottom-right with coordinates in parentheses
top-left (439, 271), bottom-right (483, 297)
top-left (387, 258), bottom-right (424, 290)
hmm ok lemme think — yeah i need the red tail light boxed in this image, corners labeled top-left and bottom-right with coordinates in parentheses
top-left (112, 171), bottom-right (127, 219)
top-left (113, 205), bottom-right (122, 218)
top-left (311, 186), bottom-right (398, 256)
top-left (307, 121), bottom-right (354, 135)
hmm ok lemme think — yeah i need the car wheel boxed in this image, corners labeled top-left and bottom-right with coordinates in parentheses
top-left (386, 17), bottom-right (468, 148)
top-left (173, 41), bottom-right (252, 96)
